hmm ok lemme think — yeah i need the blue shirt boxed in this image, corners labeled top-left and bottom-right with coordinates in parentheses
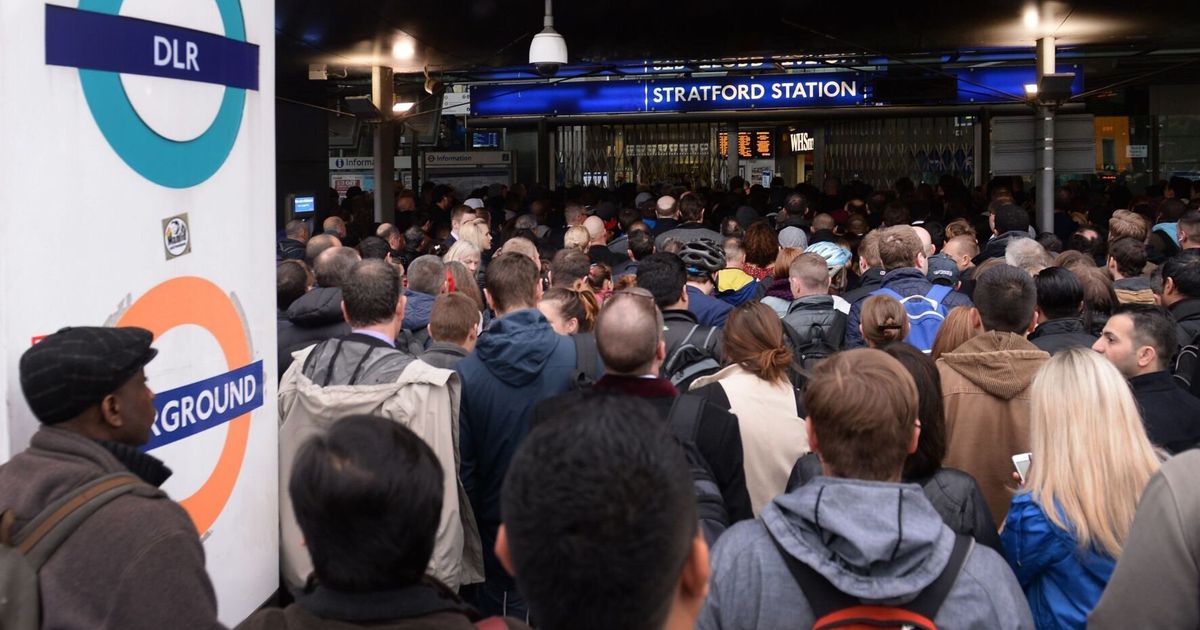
top-left (686, 285), bottom-right (734, 328)
top-left (1000, 493), bottom-right (1115, 630)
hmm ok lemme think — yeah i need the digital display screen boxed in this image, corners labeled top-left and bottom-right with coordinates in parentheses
top-left (472, 130), bottom-right (500, 149)
top-left (293, 195), bottom-right (315, 214)
top-left (718, 131), bottom-right (772, 159)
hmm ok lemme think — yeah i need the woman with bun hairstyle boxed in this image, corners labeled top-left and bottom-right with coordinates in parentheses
top-left (537, 287), bottom-right (599, 335)
top-left (690, 302), bottom-right (806, 515)
top-left (860, 294), bottom-right (910, 348)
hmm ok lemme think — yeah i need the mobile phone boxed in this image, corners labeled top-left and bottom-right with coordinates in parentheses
top-left (1012, 453), bottom-right (1032, 483)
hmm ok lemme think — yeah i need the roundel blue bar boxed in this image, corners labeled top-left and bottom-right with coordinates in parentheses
top-left (72, 0), bottom-right (250, 188)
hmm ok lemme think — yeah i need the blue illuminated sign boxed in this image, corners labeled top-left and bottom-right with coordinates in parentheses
top-left (44, 0), bottom-right (259, 188)
top-left (470, 65), bottom-right (1082, 117)
top-left (145, 360), bottom-right (264, 451)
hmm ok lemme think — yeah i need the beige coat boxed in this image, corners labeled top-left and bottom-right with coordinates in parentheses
top-left (278, 347), bottom-right (483, 590)
top-left (692, 364), bottom-right (807, 515)
top-left (937, 332), bottom-right (1049, 528)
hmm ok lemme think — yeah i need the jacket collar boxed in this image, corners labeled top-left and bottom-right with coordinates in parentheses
top-left (1030, 317), bottom-right (1087, 339)
top-left (788, 294), bottom-right (835, 313)
top-left (662, 309), bottom-right (699, 324)
top-left (342, 331), bottom-right (400, 350)
top-left (1170, 298), bottom-right (1200, 322)
top-left (100, 440), bottom-right (172, 487)
top-left (1129, 370), bottom-right (1180, 394)
top-left (880, 267), bottom-right (926, 284)
top-left (423, 342), bottom-right (468, 359)
top-left (595, 374), bottom-right (678, 398)
top-left (298, 580), bottom-right (475, 623)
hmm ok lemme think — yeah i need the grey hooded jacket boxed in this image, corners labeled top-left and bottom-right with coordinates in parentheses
top-left (699, 476), bottom-right (1033, 630)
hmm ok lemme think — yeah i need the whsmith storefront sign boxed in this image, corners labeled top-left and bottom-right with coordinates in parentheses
top-left (470, 65), bottom-right (1082, 117)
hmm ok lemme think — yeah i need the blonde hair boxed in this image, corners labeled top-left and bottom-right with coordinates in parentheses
top-left (458, 219), bottom-right (492, 252)
top-left (860, 295), bottom-right (909, 347)
top-left (1026, 348), bottom-right (1160, 557)
top-left (564, 226), bottom-right (590, 252)
top-left (444, 240), bottom-right (481, 266)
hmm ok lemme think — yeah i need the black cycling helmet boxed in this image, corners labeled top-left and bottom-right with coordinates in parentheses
top-left (678, 239), bottom-right (725, 277)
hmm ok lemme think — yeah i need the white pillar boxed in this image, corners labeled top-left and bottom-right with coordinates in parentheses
top-left (372, 66), bottom-right (395, 223)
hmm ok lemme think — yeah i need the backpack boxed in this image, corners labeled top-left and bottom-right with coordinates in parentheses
top-left (666, 394), bottom-right (730, 546)
top-left (570, 332), bottom-right (601, 390)
top-left (782, 313), bottom-right (845, 370)
top-left (773, 533), bottom-right (973, 630)
top-left (398, 328), bottom-right (432, 356)
top-left (870, 285), bottom-right (953, 353)
top-left (1173, 330), bottom-right (1200, 397)
top-left (662, 325), bottom-right (722, 391)
top-left (0, 473), bottom-right (142, 630)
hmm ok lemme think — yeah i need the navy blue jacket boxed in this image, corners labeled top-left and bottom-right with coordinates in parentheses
top-left (687, 285), bottom-right (734, 328)
top-left (845, 268), bottom-right (973, 348)
top-left (401, 290), bottom-right (436, 332)
top-left (457, 309), bottom-right (576, 586)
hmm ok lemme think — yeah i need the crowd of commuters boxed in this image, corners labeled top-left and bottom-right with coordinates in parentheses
top-left (5, 173), bottom-right (1200, 629)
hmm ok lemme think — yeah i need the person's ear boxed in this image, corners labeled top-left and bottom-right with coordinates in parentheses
top-left (341, 301), bottom-right (351, 324)
top-left (969, 307), bottom-right (984, 332)
top-left (426, 323), bottom-right (435, 342)
top-left (1107, 257), bottom-right (1118, 274)
top-left (1164, 277), bottom-right (1177, 296)
top-left (1025, 310), bottom-right (1039, 335)
top-left (484, 288), bottom-right (498, 313)
top-left (680, 285), bottom-right (689, 305)
top-left (99, 393), bottom-right (123, 429)
top-left (656, 339), bottom-right (667, 362)
top-left (534, 279), bottom-right (545, 303)
top-left (495, 525), bottom-right (516, 577)
top-left (1137, 345), bottom-right (1157, 370)
top-left (565, 318), bottom-right (579, 335)
top-left (908, 419), bottom-right (921, 455)
top-left (395, 294), bottom-right (407, 323)
top-left (805, 419), bottom-right (819, 459)
top-left (678, 532), bottom-right (710, 607)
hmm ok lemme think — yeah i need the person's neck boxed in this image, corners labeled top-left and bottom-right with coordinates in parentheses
top-left (792, 289), bottom-right (826, 300)
top-left (496, 304), bottom-right (536, 318)
top-left (354, 320), bottom-right (401, 342)
top-left (686, 280), bottom-right (712, 295)
top-left (665, 300), bottom-right (688, 311)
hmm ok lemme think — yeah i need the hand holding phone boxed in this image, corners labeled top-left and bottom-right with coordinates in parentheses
top-left (1012, 452), bottom-right (1032, 484)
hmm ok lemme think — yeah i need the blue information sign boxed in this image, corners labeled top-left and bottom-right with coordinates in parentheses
top-left (470, 66), bottom-right (1082, 117)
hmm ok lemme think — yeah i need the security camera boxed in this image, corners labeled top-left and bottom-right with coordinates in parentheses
top-left (534, 62), bottom-right (562, 78)
top-left (529, 0), bottom-right (567, 78)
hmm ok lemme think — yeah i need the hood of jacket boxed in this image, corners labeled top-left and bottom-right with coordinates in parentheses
top-left (474, 308), bottom-right (566, 387)
top-left (287, 287), bottom-right (345, 327)
top-left (402, 290), bottom-right (436, 331)
top-left (939, 331), bottom-right (1048, 399)
top-left (764, 477), bottom-right (954, 601)
top-left (300, 334), bottom-right (416, 387)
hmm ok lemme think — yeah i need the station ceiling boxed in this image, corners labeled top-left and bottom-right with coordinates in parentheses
top-left (276, 0), bottom-right (1200, 99)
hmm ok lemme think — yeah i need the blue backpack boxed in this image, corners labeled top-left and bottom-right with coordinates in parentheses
top-left (870, 285), bottom-right (953, 353)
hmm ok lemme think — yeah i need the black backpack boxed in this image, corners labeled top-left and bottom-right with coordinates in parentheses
top-left (666, 394), bottom-right (730, 546)
top-left (782, 318), bottom-right (843, 370)
top-left (1173, 330), bottom-right (1200, 398)
top-left (662, 325), bottom-right (721, 391)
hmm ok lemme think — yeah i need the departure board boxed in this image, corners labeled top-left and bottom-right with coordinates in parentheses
top-left (718, 131), bottom-right (772, 158)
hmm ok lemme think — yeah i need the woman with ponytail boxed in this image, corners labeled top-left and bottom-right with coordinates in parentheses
top-left (537, 287), bottom-right (599, 335)
top-left (860, 294), bottom-right (910, 348)
top-left (690, 302), bottom-right (807, 515)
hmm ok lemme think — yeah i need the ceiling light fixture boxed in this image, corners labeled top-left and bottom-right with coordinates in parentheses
top-left (1023, 6), bottom-right (1040, 30)
top-left (392, 101), bottom-right (415, 114)
top-left (392, 37), bottom-right (415, 60)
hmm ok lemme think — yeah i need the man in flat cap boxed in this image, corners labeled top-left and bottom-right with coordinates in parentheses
top-left (0, 326), bottom-right (225, 630)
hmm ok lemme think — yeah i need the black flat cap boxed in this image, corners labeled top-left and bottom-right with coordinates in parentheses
top-left (19, 326), bottom-right (158, 425)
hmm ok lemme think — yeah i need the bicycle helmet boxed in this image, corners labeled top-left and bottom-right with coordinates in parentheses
top-left (804, 241), bottom-right (852, 275)
top-left (678, 239), bottom-right (726, 276)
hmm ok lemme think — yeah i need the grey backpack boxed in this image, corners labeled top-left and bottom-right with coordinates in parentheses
top-left (0, 473), bottom-right (141, 629)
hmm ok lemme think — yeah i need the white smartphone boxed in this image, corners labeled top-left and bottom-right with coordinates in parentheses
top-left (1012, 452), bottom-right (1032, 483)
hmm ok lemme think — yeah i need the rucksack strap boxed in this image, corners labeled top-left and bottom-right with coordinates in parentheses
top-left (664, 324), bottom-right (702, 372)
top-left (924, 284), bottom-right (953, 306)
top-left (770, 533), bottom-right (972, 622)
top-left (667, 394), bottom-right (706, 444)
top-left (871, 287), bottom-right (905, 302)
top-left (572, 332), bottom-right (600, 387)
top-left (11, 473), bottom-right (142, 571)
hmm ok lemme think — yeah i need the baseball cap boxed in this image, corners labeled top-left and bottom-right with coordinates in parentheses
top-left (927, 253), bottom-right (960, 286)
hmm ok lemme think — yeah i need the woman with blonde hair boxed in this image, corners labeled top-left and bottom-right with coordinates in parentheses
top-left (443, 240), bottom-right (482, 275)
top-left (859, 295), bottom-right (909, 348)
top-left (1000, 347), bottom-right (1161, 629)
top-left (691, 302), bottom-right (805, 515)
top-left (931, 306), bottom-right (978, 361)
top-left (458, 218), bottom-right (493, 253)
top-left (563, 225), bottom-right (590, 252)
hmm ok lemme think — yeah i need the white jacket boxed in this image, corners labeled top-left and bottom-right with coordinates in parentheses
top-left (278, 343), bottom-right (484, 590)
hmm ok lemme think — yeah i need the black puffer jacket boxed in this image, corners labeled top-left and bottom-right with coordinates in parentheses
top-left (1028, 317), bottom-right (1097, 356)
top-left (277, 287), bottom-right (350, 377)
top-left (787, 453), bottom-right (1000, 551)
top-left (1170, 298), bottom-right (1200, 354)
top-left (781, 295), bottom-right (845, 353)
top-left (973, 230), bottom-right (1029, 265)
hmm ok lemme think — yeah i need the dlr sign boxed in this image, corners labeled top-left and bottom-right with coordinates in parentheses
top-left (153, 35), bottom-right (199, 71)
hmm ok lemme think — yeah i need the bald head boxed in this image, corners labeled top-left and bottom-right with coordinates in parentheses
top-left (499, 237), bottom-right (541, 270)
top-left (313, 246), bottom-right (361, 288)
top-left (322, 216), bottom-right (346, 238)
top-left (285, 219), bottom-right (310, 242)
top-left (583, 216), bottom-right (607, 245)
top-left (305, 233), bottom-right (341, 266)
top-left (913, 226), bottom-right (935, 256)
top-left (596, 290), bottom-right (663, 375)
